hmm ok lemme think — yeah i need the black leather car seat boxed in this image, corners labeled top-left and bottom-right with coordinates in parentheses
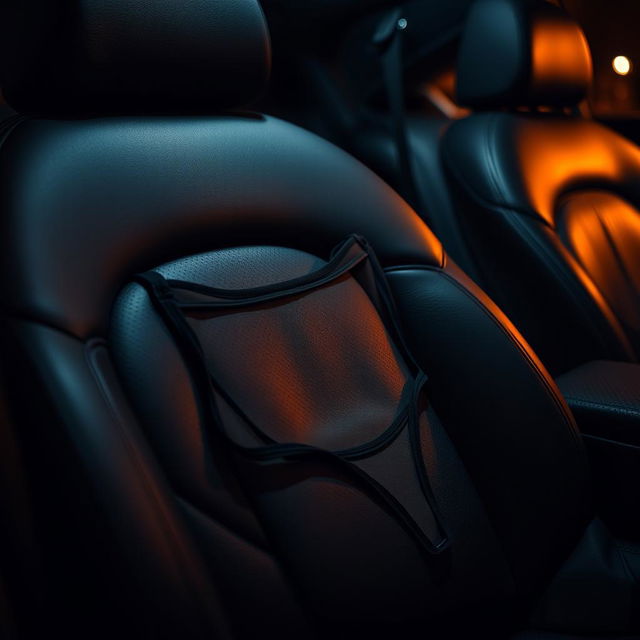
top-left (0, 0), bottom-right (635, 638)
top-left (443, 0), bottom-right (640, 375)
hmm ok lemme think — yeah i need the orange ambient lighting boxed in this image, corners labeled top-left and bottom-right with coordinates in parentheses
top-left (613, 55), bottom-right (632, 76)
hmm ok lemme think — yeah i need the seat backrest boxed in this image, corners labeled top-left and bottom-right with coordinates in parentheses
top-left (350, 115), bottom-right (482, 281)
top-left (0, 1), bottom-right (591, 637)
top-left (443, 0), bottom-right (640, 375)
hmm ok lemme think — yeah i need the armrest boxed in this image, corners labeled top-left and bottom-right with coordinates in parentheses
top-left (556, 361), bottom-right (640, 539)
top-left (556, 360), bottom-right (640, 446)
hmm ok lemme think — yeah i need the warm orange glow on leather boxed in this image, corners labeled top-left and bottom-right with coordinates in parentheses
top-left (530, 14), bottom-right (592, 100)
top-left (511, 120), bottom-right (640, 226)
top-left (560, 191), bottom-right (640, 331)
top-left (190, 275), bottom-right (409, 450)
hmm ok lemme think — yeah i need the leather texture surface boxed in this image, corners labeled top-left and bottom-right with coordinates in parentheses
top-left (456, 0), bottom-right (592, 109)
top-left (0, 114), bottom-right (442, 339)
top-left (442, 1), bottom-right (640, 375)
top-left (0, 0), bottom-right (271, 114)
top-left (0, 110), bottom-right (597, 637)
top-left (2, 320), bottom-right (232, 639)
top-left (444, 114), bottom-right (640, 227)
top-left (351, 116), bottom-right (480, 280)
top-left (442, 108), bottom-right (640, 375)
top-left (557, 360), bottom-right (640, 446)
top-left (0, 0), bottom-right (630, 635)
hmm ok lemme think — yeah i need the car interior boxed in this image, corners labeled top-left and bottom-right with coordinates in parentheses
top-left (1, 0), bottom-right (640, 638)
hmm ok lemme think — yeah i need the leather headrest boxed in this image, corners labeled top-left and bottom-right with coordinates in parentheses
top-left (0, 0), bottom-right (271, 115)
top-left (456, 0), bottom-right (592, 109)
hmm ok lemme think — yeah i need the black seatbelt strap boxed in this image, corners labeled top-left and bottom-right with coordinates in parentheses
top-left (373, 10), bottom-right (421, 213)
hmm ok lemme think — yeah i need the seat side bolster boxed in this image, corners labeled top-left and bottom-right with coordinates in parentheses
top-left (385, 260), bottom-right (592, 595)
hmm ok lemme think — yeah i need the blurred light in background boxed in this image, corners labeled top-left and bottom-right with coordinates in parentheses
top-left (613, 55), bottom-right (632, 75)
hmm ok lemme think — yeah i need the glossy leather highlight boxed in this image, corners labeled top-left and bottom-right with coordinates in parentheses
top-left (0, 115), bottom-right (442, 339)
top-left (443, 107), bottom-right (640, 374)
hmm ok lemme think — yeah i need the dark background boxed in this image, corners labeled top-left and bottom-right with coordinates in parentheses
top-left (564, 0), bottom-right (640, 115)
